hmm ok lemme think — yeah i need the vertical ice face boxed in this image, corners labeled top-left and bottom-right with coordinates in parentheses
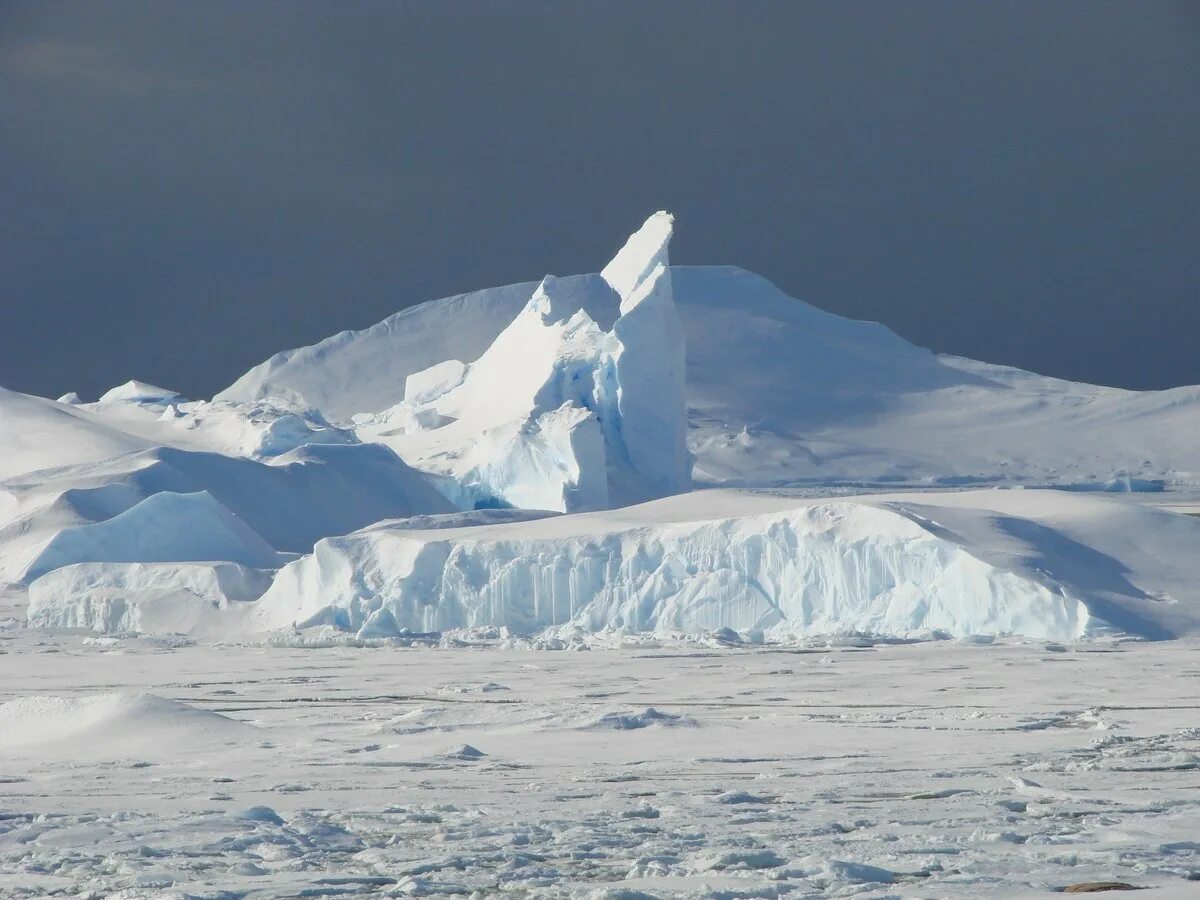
top-left (602, 213), bottom-right (693, 500)
top-left (610, 262), bottom-right (692, 498)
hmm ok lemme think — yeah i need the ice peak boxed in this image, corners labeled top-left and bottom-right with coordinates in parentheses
top-left (601, 211), bottom-right (674, 301)
top-left (98, 380), bottom-right (182, 405)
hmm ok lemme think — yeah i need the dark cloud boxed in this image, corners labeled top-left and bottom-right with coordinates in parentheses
top-left (2, 0), bottom-right (1198, 399)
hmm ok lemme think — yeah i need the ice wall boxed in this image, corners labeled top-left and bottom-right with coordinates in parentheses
top-left (29, 561), bottom-right (272, 635)
top-left (251, 495), bottom-right (1091, 642)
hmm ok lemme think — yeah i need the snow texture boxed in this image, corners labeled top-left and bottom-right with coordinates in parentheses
top-left (0, 632), bottom-right (1196, 897)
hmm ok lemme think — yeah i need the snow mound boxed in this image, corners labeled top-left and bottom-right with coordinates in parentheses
top-left (28, 561), bottom-right (273, 635)
top-left (160, 397), bottom-right (359, 459)
top-left (0, 692), bottom-right (253, 755)
top-left (358, 212), bottom-right (691, 512)
top-left (23, 490), bottom-right (279, 582)
top-left (0, 387), bottom-right (153, 481)
top-left (250, 489), bottom-right (1200, 642)
top-left (97, 380), bottom-right (182, 405)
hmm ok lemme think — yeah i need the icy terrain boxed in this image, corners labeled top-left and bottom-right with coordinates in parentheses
top-left (354, 211), bottom-right (691, 512)
top-left (0, 630), bottom-right (1197, 898)
top-left (4, 211), bottom-right (1200, 895)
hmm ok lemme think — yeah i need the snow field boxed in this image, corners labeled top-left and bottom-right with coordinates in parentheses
top-left (0, 631), bottom-right (1195, 897)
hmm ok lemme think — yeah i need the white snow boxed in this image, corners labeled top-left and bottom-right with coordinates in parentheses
top-left (0, 690), bottom-right (254, 756)
top-left (0, 442), bottom-right (452, 590)
top-left (0, 386), bottom-right (153, 481)
top-left (0, 632), bottom-right (1196, 897)
top-left (96, 379), bottom-right (182, 405)
top-left (6, 214), bottom-right (1200, 895)
top-left (23, 490), bottom-right (280, 581)
top-left (214, 260), bottom-right (1200, 494)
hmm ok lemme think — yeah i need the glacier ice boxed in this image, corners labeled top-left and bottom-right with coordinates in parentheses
top-left (216, 259), bottom-right (1200, 495)
top-left (4, 211), bottom-right (1200, 645)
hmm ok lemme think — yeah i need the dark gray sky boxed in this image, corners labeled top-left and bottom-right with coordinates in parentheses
top-left (3, 1), bottom-right (1198, 400)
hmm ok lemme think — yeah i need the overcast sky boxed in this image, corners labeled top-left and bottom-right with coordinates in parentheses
top-left (3, 0), bottom-right (1198, 399)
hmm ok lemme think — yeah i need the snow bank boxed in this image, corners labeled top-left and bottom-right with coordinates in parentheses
top-left (217, 282), bottom-right (538, 421)
top-left (0, 693), bottom-right (253, 756)
top-left (251, 489), bottom-right (1200, 642)
top-left (359, 213), bottom-right (691, 512)
top-left (0, 387), bottom-right (153, 481)
top-left (23, 491), bottom-right (279, 582)
top-left (161, 397), bottom-right (358, 459)
top-left (28, 561), bottom-right (272, 635)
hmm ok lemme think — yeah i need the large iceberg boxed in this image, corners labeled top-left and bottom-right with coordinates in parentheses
top-left (358, 212), bottom-right (692, 512)
top-left (249, 489), bottom-right (1200, 643)
top-left (217, 259), bottom-right (1200, 495)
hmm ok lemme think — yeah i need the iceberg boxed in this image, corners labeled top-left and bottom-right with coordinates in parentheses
top-left (28, 561), bottom-right (272, 635)
top-left (249, 489), bottom-right (1200, 643)
top-left (359, 212), bottom-right (692, 513)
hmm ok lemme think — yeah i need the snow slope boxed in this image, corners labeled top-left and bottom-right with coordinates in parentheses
top-left (217, 282), bottom-right (541, 421)
top-left (248, 489), bottom-right (1200, 642)
top-left (0, 387), bottom-right (153, 482)
top-left (0, 692), bottom-right (254, 756)
top-left (0, 441), bottom-right (452, 589)
top-left (24, 491), bottom-right (280, 582)
top-left (217, 262), bottom-right (1200, 492)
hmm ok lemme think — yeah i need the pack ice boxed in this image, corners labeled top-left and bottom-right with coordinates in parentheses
top-left (4, 212), bottom-right (1200, 642)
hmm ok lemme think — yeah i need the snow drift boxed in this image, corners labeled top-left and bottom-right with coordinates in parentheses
top-left (1, 442), bottom-right (453, 587)
top-left (249, 489), bottom-right (1200, 643)
top-left (0, 693), bottom-right (253, 756)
